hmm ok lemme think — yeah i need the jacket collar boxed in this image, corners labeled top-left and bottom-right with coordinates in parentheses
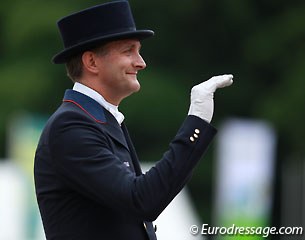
top-left (63, 89), bottom-right (107, 123)
top-left (63, 89), bottom-right (130, 152)
top-left (73, 82), bottom-right (124, 125)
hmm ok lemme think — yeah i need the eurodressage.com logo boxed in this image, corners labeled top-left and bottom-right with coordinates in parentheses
top-left (189, 224), bottom-right (303, 238)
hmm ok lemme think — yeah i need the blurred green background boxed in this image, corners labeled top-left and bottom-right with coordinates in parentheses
top-left (0, 0), bottom-right (305, 238)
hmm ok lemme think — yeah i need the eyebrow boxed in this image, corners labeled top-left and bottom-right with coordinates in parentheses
top-left (121, 41), bottom-right (142, 51)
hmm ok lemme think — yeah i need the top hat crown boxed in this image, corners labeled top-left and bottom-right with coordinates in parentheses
top-left (52, 1), bottom-right (154, 64)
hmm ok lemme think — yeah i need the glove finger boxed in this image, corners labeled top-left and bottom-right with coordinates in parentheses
top-left (214, 74), bottom-right (233, 89)
top-left (202, 74), bottom-right (233, 92)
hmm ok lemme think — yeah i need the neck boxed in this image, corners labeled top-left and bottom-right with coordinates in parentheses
top-left (77, 80), bottom-right (122, 106)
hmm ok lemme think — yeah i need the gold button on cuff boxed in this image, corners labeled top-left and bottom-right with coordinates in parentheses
top-left (143, 222), bottom-right (147, 229)
top-left (195, 129), bottom-right (200, 134)
top-left (193, 133), bottom-right (199, 138)
top-left (190, 136), bottom-right (195, 142)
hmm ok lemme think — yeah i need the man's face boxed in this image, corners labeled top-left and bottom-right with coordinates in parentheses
top-left (96, 39), bottom-right (146, 102)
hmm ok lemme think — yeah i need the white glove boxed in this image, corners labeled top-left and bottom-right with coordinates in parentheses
top-left (188, 74), bottom-right (233, 123)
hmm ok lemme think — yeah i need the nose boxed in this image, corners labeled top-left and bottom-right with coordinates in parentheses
top-left (134, 53), bottom-right (146, 70)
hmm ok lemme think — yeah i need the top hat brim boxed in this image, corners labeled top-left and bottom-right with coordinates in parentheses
top-left (52, 29), bottom-right (154, 64)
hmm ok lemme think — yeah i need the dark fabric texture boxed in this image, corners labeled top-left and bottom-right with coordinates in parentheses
top-left (34, 90), bottom-right (217, 240)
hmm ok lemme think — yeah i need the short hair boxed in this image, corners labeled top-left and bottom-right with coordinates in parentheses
top-left (65, 43), bottom-right (109, 82)
top-left (65, 53), bottom-right (83, 82)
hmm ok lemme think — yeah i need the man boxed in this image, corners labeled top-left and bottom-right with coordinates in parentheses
top-left (34, 1), bottom-right (233, 240)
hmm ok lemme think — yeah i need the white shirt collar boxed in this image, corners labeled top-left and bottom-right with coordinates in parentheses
top-left (73, 82), bottom-right (125, 125)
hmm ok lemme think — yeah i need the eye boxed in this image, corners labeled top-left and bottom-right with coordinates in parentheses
top-left (122, 47), bottom-right (132, 54)
top-left (121, 44), bottom-right (141, 56)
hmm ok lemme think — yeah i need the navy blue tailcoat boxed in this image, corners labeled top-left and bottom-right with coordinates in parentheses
top-left (34, 89), bottom-right (217, 240)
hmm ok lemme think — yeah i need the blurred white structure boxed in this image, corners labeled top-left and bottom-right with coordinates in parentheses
top-left (154, 188), bottom-right (204, 240)
top-left (0, 160), bottom-right (28, 240)
top-left (213, 118), bottom-right (276, 234)
top-left (142, 163), bottom-right (205, 240)
top-left (0, 160), bottom-right (45, 240)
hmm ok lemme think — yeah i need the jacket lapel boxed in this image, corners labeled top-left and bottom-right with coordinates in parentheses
top-left (102, 110), bottom-right (130, 153)
top-left (121, 123), bottom-right (142, 176)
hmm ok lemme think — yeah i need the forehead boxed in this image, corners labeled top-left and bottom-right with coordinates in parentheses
top-left (104, 39), bottom-right (141, 50)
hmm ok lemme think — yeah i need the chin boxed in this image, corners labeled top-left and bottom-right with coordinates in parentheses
top-left (123, 83), bottom-right (140, 99)
top-left (131, 80), bottom-right (141, 93)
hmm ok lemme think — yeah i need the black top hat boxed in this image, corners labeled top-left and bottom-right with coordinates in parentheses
top-left (52, 1), bottom-right (154, 64)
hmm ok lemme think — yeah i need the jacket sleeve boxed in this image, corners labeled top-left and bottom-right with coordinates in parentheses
top-left (49, 112), bottom-right (216, 221)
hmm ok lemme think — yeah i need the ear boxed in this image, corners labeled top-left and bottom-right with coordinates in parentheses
top-left (82, 51), bottom-right (99, 74)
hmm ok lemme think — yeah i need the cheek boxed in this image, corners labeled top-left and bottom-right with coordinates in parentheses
top-left (104, 64), bottom-right (121, 79)
top-left (101, 55), bottom-right (131, 81)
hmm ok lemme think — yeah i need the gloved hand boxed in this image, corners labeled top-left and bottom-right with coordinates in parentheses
top-left (188, 74), bottom-right (233, 123)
